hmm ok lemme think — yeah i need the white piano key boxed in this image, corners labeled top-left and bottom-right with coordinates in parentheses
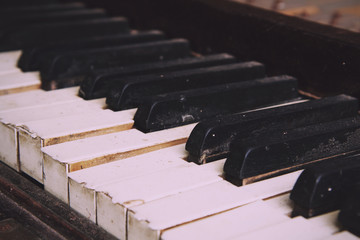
top-left (68, 144), bottom-right (189, 222)
top-left (96, 159), bottom-right (225, 239)
top-left (18, 108), bottom-right (136, 184)
top-left (0, 71), bottom-right (41, 95)
top-left (127, 170), bottom-right (301, 240)
top-left (161, 194), bottom-right (292, 240)
top-left (232, 211), bottom-right (340, 240)
top-left (0, 98), bottom-right (105, 173)
top-left (263, 192), bottom-right (294, 213)
top-left (19, 108), bottom-right (135, 146)
top-left (0, 50), bottom-right (22, 75)
top-left (0, 86), bottom-right (79, 112)
top-left (42, 123), bottom-right (195, 202)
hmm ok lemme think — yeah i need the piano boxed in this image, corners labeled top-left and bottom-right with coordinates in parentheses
top-left (0, 0), bottom-right (360, 239)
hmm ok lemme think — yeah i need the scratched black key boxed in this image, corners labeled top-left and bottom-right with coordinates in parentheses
top-left (224, 117), bottom-right (360, 186)
top-left (290, 154), bottom-right (360, 218)
top-left (338, 183), bottom-right (360, 237)
top-left (40, 39), bottom-right (191, 89)
top-left (134, 75), bottom-right (298, 132)
top-left (107, 61), bottom-right (265, 110)
top-left (0, 9), bottom-right (107, 30)
top-left (186, 95), bottom-right (358, 164)
top-left (18, 30), bottom-right (166, 72)
top-left (81, 53), bottom-right (237, 100)
top-left (0, 17), bottom-right (130, 51)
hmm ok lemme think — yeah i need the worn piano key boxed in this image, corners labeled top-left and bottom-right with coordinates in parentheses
top-left (107, 61), bottom-right (265, 110)
top-left (0, 86), bottom-right (79, 112)
top-left (290, 154), bottom-right (360, 218)
top-left (18, 108), bottom-right (136, 184)
top-left (126, 170), bottom-right (301, 240)
top-left (0, 9), bottom-right (107, 30)
top-left (18, 108), bottom-right (135, 146)
top-left (96, 160), bottom-right (223, 240)
top-left (42, 123), bottom-right (196, 202)
top-left (338, 183), bottom-right (360, 237)
top-left (40, 39), bottom-right (190, 89)
top-left (230, 211), bottom-right (339, 240)
top-left (68, 145), bottom-right (189, 221)
top-left (0, 17), bottom-right (130, 51)
top-left (18, 30), bottom-right (166, 72)
top-left (81, 53), bottom-right (237, 100)
top-left (186, 94), bottom-right (359, 164)
top-left (224, 117), bottom-right (360, 186)
top-left (161, 194), bottom-right (292, 240)
top-left (0, 98), bottom-right (105, 174)
top-left (134, 75), bottom-right (298, 132)
top-left (0, 71), bottom-right (41, 95)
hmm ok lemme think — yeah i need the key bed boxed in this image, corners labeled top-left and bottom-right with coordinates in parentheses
top-left (0, 1), bottom-right (359, 239)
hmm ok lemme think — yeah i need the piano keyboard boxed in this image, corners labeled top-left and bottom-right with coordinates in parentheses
top-left (0, 1), bottom-right (359, 240)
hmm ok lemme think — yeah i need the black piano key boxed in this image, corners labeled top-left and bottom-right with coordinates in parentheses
top-left (39, 39), bottom-right (191, 89)
top-left (0, 3), bottom-right (85, 17)
top-left (186, 95), bottom-right (359, 164)
top-left (133, 75), bottom-right (298, 132)
top-left (0, 9), bottom-right (107, 30)
top-left (18, 30), bottom-right (166, 72)
top-left (290, 155), bottom-right (360, 218)
top-left (81, 53), bottom-right (237, 100)
top-left (107, 61), bottom-right (265, 110)
top-left (0, 0), bottom-right (59, 7)
top-left (338, 184), bottom-right (360, 237)
top-left (0, 17), bottom-right (130, 51)
top-left (224, 117), bottom-right (360, 186)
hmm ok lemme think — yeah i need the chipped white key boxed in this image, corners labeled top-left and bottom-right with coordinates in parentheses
top-left (42, 123), bottom-right (195, 202)
top-left (96, 159), bottom-right (224, 239)
top-left (127, 170), bottom-right (301, 240)
top-left (0, 50), bottom-right (22, 75)
top-left (68, 144), bottom-right (189, 222)
top-left (0, 71), bottom-right (41, 95)
top-left (162, 194), bottom-right (293, 240)
top-left (0, 86), bottom-right (80, 112)
top-left (18, 108), bottom-right (136, 184)
top-left (233, 211), bottom-right (340, 240)
top-left (0, 98), bottom-right (105, 174)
